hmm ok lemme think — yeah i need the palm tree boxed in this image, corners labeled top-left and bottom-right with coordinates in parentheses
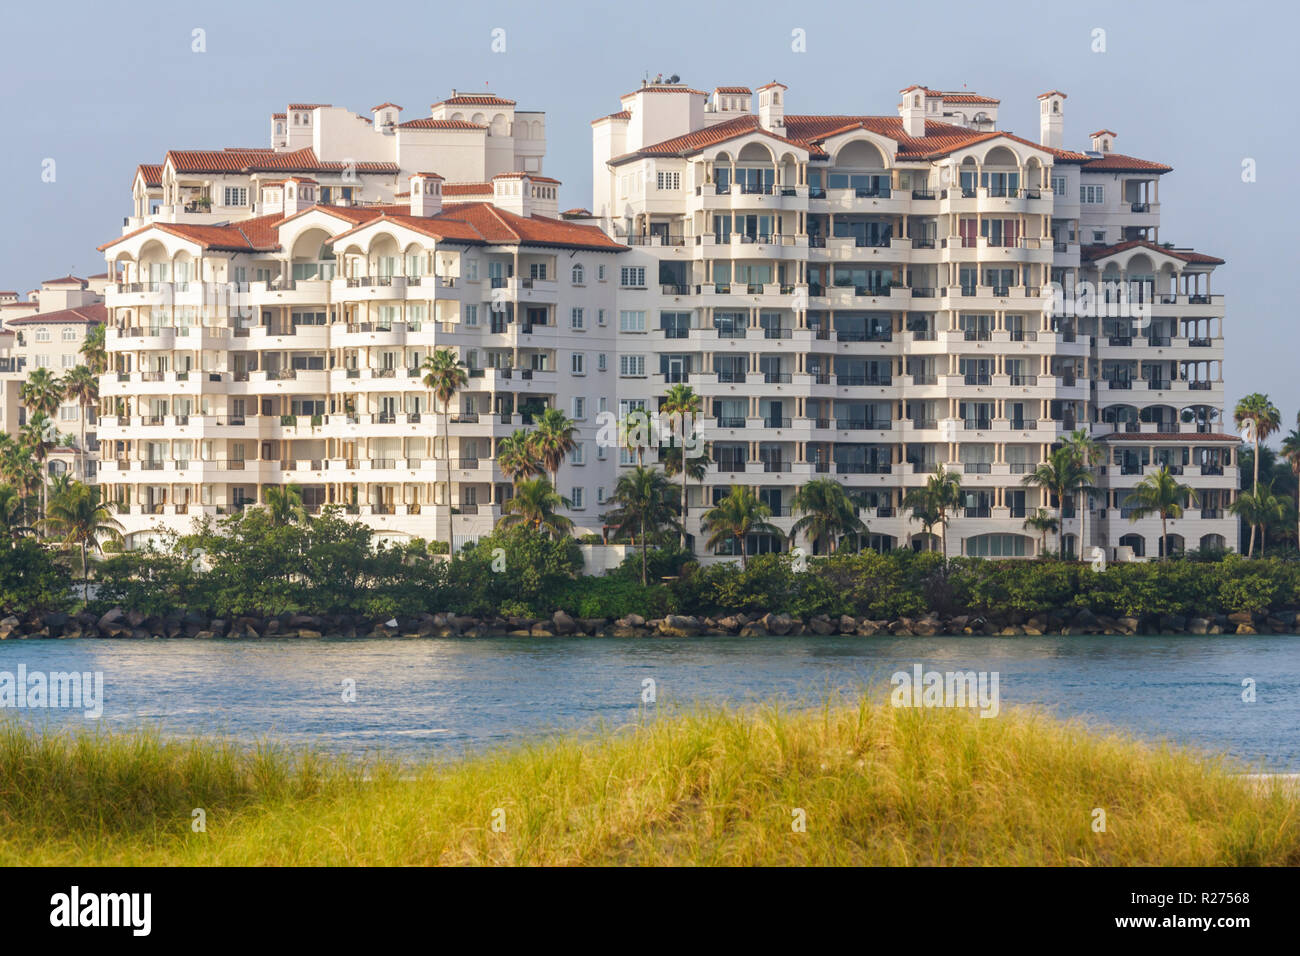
top-left (0, 484), bottom-right (34, 547)
top-left (79, 323), bottom-right (108, 375)
top-left (44, 481), bottom-right (123, 602)
top-left (531, 407), bottom-right (578, 489)
top-left (62, 365), bottom-right (99, 480)
top-left (1022, 508), bottom-right (1060, 556)
top-left (19, 413), bottom-right (67, 524)
top-left (0, 434), bottom-right (42, 523)
top-left (661, 444), bottom-right (708, 552)
top-left (790, 477), bottom-right (866, 555)
top-left (660, 384), bottom-right (702, 548)
top-left (1123, 464), bottom-right (1198, 560)
top-left (496, 429), bottom-right (544, 484)
top-left (1231, 484), bottom-right (1287, 558)
top-left (620, 408), bottom-right (652, 467)
top-left (1062, 428), bottom-right (1103, 559)
top-left (20, 367), bottom-right (65, 420)
top-left (1022, 447), bottom-right (1092, 557)
top-left (1279, 421), bottom-right (1300, 554)
top-left (497, 476), bottom-right (574, 539)
top-left (907, 464), bottom-right (963, 559)
top-left (603, 466), bottom-right (682, 585)
top-left (262, 484), bottom-right (308, 526)
top-left (701, 485), bottom-right (782, 568)
top-left (1234, 393), bottom-right (1281, 557)
top-left (903, 489), bottom-right (941, 552)
top-left (422, 348), bottom-right (469, 558)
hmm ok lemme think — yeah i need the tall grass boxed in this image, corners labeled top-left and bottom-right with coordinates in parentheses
top-left (1, 701), bottom-right (1296, 866)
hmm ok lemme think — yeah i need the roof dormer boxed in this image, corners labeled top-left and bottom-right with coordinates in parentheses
top-left (1090, 129), bottom-right (1117, 153)
top-left (757, 81), bottom-right (787, 133)
top-left (371, 102), bottom-right (402, 133)
top-left (409, 172), bottom-right (444, 217)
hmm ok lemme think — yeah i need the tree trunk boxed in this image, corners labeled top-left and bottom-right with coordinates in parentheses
top-left (1248, 433), bottom-right (1260, 557)
top-left (680, 464), bottom-right (688, 551)
top-left (939, 509), bottom-right (948, 560)
top-left (1161, 514), bottom-right (1168, 561)
top-left (640, 517), bottom-right (647, 586)
top-left (81, 541), bottom-right (89, 603)
top-left (78, 411), bottom-right (87, 481)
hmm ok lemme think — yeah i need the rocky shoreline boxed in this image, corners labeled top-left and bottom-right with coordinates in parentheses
top-left (1, 606), bottom-right (1297, 640)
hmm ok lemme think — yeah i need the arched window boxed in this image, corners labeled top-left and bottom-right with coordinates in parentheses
top-left (571, 263), bottom-right (584, 285)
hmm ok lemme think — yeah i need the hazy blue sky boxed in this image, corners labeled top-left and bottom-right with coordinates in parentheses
top-left (2, 0), bottom-right (1295, 425)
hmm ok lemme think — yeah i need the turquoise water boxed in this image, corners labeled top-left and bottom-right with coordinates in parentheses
top-left (0, 635), bottom-right (1296, 768)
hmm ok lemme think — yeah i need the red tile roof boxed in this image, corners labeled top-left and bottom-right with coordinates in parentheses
top-left (325, 202), bottom-right (626, 252)
top-left (592, 110), bottom-right (632, 124)
top-left (42, 275), bottom-right (87, 286)
top-left (714, 86), bottom-right (752, 94)
top-left (1090, 129), bottom-right (1118, 138)
top-left (432, 94), bottom-right (516, 107)
top-left (491, 172), bottom-right (561, 184)
top-left (1079, 152), bottom-right (1172, 173)
top-left (5, 303), bottom-right (106, 326)
top-left (610, 114), bottom-right (817, 162)
top-left (100, 213), bottom-right (289, 254)
top-left (622, 85), bottom-right (709, 99)
top-left (287, 103), bottom-right (331, 110)
top-left (371, 102), bottom-right (403, 111)
top-left (1037, 90), bottom-right (1067, 100)
top-left (164, 146), bottom-right (398, 175)
top-left (135, 163), bottom-right (163, 188)
top-left (940, 91), bottom-right (1000, 105)
top-left (1082, 239), bottom-right (1223, 265)
top-left (442, 182), bottom-right (494, 196)
top-left (397, 118), bottom-right (486, 131)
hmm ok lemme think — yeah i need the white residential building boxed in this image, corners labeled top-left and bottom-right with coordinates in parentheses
top-left (0, 275), bottom-right (107, 480)
top-left (100, 165), bottom-right (624, 549)
top-left (588, 79), bottom-right (1235, 560)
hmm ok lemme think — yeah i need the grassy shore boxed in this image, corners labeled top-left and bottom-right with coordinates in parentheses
top-left (1, 701), bottom-right (1297, 866)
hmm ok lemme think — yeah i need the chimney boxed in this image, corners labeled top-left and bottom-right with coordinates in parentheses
top-left (1090, 129), bottom-right (1117, 153)
top-left (898, 85), bottom-right (928, 138)
top-left (409, 172), bottom-right (444, 217)
top-left (282, 177), bottom-right (317, 215)
top-left (757, 81), bottom-right (787, 133)
top-left (1037, 91), bottom-right (1066, 148)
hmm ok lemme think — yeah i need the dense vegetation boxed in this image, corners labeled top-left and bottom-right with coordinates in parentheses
top-left (2, 700), bottom-right (1295, 865)
top-left (5, 499), bottom-right (1300, 622)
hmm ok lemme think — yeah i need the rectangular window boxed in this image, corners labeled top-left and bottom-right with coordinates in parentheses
top-left (570, 487), bottom-right (585, 510)
top-left (223, 186), bottom-right (248, 207)
top-left (34, 329), bottom-right (50, 342)
top-left (61, 327), bottom-right (78, 341)
top-left (62, 354), bottom-right (76, 368)
top-left (570, 307), bottom-right (584, 330)
top-left (464, 258), bottom-right (479, 281)
top-left (1080, 184), bottom-right (1105, 204)
top-left (596, 486), bottom-right (607, 505)
top-left (463, 304), bottom-right (478, 327)
top-left (59, 404), bottom-right (78, 421)
top-left (619, 354), bottom-right (646, 377)
top-left (597, 353), bottom-right (607, 372)
top-left (619, 310), bottom-right (646, 332)
top-left (529, 262), bottom-right (548, 280)
top-left (570, 352), bottom-right (585, 374)
top-left (569, 442), bottom-right (586, 464)
top-left (598, 265), bottom-right (606, 281)
top-left (572, 397), bottom-right (587, 420)
top-left (620, 266), bottom-right (645, 288)
top-left (656, 170), bottom-right (681, 190)
top-left (1052, 177), bottom-right (1066, 197)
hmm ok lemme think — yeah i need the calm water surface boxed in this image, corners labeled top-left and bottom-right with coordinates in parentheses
top-left (0, 635), bottom-right (1296, 768)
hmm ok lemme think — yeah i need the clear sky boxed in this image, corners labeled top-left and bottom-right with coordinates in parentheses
top-left (2, 0), bottom-right (1295, 427)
